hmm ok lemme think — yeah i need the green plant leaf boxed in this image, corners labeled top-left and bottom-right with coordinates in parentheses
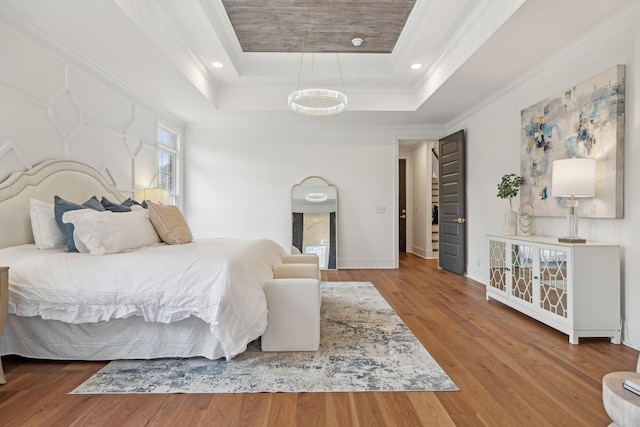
top-left (497, 174), bottom-right (525, 200)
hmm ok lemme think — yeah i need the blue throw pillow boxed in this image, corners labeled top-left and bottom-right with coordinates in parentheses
top-left (121, 198), bottom-right (147, 209)
top-left (84, 195), bottom-right (106, 211)
top-left (54, 196), bottom-right (105, 252)
top-left (121, 198), bottom-right (138, 207)
top-left (101, 197), bottom-right (131, 212)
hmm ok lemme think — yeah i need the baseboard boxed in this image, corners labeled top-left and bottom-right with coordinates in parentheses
top-left (623, 320), bottom-right (640, 350)
top-left (466, 267), bottom-right (485, 284)
top-left (410, 246), bottom-right (427, 258)
top-left (337, 259), bottom-right (396, 269)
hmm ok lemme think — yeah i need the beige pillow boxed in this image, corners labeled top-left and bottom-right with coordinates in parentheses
top-left (146, 201), bottom-right (192, 245)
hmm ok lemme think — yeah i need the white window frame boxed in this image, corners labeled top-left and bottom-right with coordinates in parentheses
top-left (156, 124), bottom-right (181, 206)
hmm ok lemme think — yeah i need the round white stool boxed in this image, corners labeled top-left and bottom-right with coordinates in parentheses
top-left (602, 371), bottom-right (640, 427)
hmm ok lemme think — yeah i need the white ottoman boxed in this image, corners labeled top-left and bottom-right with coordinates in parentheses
top-left (261, 278), bottom-right (321, 352)
top-left (282, 254), bottom-right (320, 265)
top-left (272, 263), bottom-right (320, 280)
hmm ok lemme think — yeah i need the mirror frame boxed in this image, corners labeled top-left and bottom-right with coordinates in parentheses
top-left (291, 176), bottom-right (338, 270)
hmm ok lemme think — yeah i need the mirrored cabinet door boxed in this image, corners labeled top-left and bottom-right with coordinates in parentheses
top-left (511, 244), bottom-right (533, 304)
top-left (291, 176), bottom-right (337, 270)
top-left (538, 248), bottom-right (568, 318)
top-left (488, 239), bottom-right (507, 294)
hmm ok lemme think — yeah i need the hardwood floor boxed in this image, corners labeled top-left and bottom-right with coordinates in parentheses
top-left (0, 254), bottom-right (637, 426)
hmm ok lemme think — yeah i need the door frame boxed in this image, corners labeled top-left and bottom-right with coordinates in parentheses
top-left (395, 138), bottom-right (437, 267)
top-left (398, 155), bottom-right (412, 256)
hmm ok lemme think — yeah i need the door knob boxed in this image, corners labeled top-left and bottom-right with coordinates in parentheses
top-left (456, 217), bottom-right (466, 223)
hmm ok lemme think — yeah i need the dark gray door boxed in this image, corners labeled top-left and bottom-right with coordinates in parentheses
top-left (438, 130), bottom-right (466, 275)
top-left (292, 212), bottom-right (303, 253)
top-left (399, 159), bottom-right (407, 252)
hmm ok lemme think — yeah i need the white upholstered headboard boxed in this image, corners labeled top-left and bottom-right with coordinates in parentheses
top-left (0, 159), bottom-right (127, 249)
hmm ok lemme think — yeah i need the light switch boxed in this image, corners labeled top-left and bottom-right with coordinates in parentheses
top-left (376, 206), bottom-right (386, 214)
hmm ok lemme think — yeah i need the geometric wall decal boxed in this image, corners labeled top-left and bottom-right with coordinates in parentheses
top-left (520, 65), bottom-right (625, 218)
top-left (125, 121), bottom-right (144, 158)
top-left (0, 140), bottom-right (32, 170)
top-left (99, 165), bottom-right (118, 186)
top-left (49, 87), bottom-right (83, 143)
top-left (1, 28), bottom-right (183, 205)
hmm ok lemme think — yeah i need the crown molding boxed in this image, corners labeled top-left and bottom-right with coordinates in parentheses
top-left (411, 0), bottom-right (526, 105)
top-left (114, 0), bottom-right (220, 103)
top-left (446, 0), bottom-right (639, 129)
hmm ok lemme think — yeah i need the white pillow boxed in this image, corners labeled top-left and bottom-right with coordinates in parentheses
top-left (130, 204), bottom-right (147, 214)
top-left (62, 209), bottom-right (161, 255)
top-left (30, 198), bottom-right (66, 249)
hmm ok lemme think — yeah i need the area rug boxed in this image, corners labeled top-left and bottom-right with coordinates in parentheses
top-left (71, 282), bottom-right (457, 394)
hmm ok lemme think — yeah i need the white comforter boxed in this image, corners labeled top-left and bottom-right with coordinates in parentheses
top-left (0, 238), bottom-right (285, 360)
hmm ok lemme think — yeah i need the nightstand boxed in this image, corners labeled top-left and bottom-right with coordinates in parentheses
top-left (0, 266), bottom-right (8, 385)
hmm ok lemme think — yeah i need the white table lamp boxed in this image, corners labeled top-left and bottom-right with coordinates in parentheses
top-left (551, 158), bottom-right (596, 243)
top-left (143, 188), bottom-right (171, 204)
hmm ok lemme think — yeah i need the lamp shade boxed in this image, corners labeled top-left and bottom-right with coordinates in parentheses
top-left (551, 158), bottom-right (596, 197)
top-left (143, 188), bottom-right (171, 204)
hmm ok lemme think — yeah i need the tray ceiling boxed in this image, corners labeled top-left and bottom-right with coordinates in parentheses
top-left (221, 0), bottom-right (416, 53)
top-left (0, 0), bottom-right (636, 125)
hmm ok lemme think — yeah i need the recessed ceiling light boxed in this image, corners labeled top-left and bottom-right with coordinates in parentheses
top-left (351, 38), bottom-right (363, 47)
top-left (212, 62), bottom-right (224, 69)
top-left (410, 63), bottom-right (423, 70)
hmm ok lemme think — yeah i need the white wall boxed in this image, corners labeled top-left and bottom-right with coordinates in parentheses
top-left (184, 123), bottom-right (440, 268)
top-left (0, 20), bottom-right (183, 196)
top-left (451, 5), bottom-right (640, 348)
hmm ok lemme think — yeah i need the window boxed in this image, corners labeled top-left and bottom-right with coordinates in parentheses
top-left (157, 126), bottom-right (179, 204)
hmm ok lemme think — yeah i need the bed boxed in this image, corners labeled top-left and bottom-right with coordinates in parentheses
top-left (0, 159), bottom-right (285, 361)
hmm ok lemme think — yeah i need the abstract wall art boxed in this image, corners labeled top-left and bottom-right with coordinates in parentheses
top-left (520, 65), bottom-right (625, 218)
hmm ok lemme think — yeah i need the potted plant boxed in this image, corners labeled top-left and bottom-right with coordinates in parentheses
top-left (497, 173), bottom-right (524, 235)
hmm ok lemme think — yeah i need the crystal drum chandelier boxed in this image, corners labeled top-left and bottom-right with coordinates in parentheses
top-left (288, 88), bottom-right (347, 116)
top-left (288, 4), bottom-right (347, 116)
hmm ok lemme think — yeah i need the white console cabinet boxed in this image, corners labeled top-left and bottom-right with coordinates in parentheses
top-left (486, 235), bottom-right (620, 344)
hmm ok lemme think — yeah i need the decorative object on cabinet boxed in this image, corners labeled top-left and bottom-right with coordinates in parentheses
top-left (497, 173), bottom-right (524, 236)
top-left (518, 201), bottom-right (533, 235)
top-left (520, 64), bottom-right (624, 219)
top-left (486, 234), bottom-right (620, 345)
top-left (551, 158), bottom-right (596, 243)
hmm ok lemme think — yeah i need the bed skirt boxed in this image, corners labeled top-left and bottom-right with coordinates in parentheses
top-left (0, 314), bottom-right (227, 360)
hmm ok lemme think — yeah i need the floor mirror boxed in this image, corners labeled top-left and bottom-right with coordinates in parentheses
top-left (291, 176), bottom-right (337, 270)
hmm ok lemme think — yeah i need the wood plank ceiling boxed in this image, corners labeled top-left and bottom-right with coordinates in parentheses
top-left (221, 0), bottom-right (417, 53)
